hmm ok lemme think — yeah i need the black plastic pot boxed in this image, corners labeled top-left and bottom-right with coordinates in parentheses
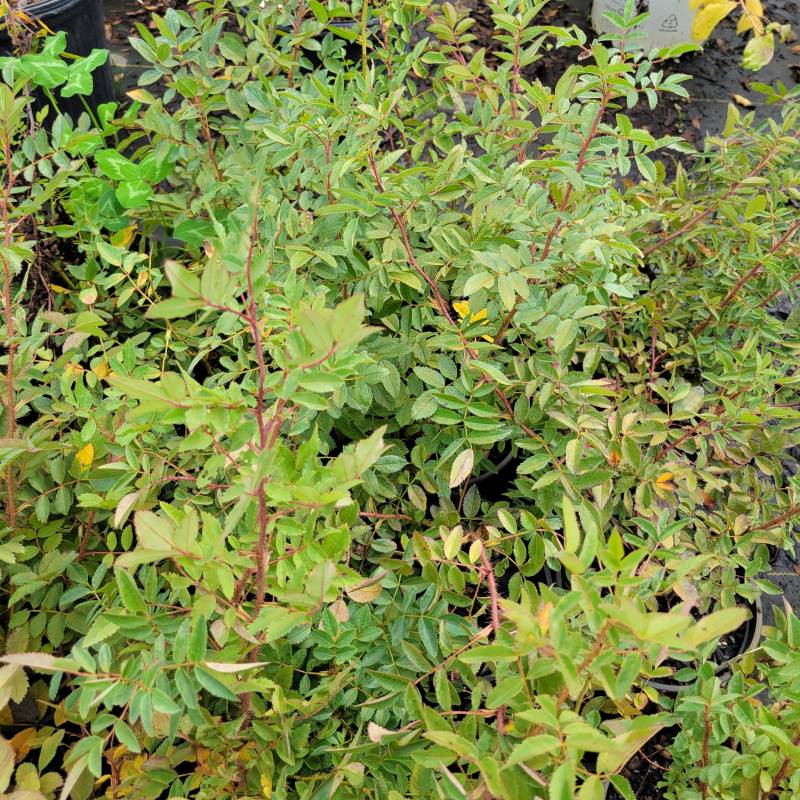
top-left (646, 597), bottom-right (764, 695)
top-left (0, 0), bottom-right (114, 119)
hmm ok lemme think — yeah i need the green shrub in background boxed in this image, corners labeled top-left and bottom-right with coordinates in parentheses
top-left (0, 1), bottom-right (799, 798)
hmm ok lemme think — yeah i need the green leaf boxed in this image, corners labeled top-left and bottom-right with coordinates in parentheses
top-left (145, 297), bottom-right (204, 319)
top-left (194, 666), bottom-right (238, 701)
top-left (549, 760), bottom-right (575, 800)
top-left (116, 179), bottom-right (153, 209)
top-left (684, 606), bottom-right (748, 648)
top-left (742, 32), bottom-right (774, 70)
top-left (506, 735), bottom-right (561, 766)
top-left (133, 510), bottom-right (176, 551)
top-left (188, 616), bottom-right (208, 662)
top-left (114, 719), bottom-right (141, 753)
top-left (423, 731), bottom-right (479, 761)
top-left (18, 54), bottom-right (68, 89)
top-left (115, 570), bottom-right (148, 614)
top-left (96, 149), bottom-right (141, 182)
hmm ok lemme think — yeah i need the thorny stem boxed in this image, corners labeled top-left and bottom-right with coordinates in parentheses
top-left (478, 539), bottom-right (501, 635)
top-left (758, 266), bottom-right (800, 309)
top-left (692, 219), bottom-right (800, 336)
top-left (699, 701), bottom-right (711, 799)
top-left (1, 103), bottom-right (18, 528)
top-left (367, 153), bottom-right (461, 331)
top-left (192, 96), bottom-right (223, 182)
top-left (494, 92), bottom-right (609, 346)
top-left (763, 734), bottom-right (800, 798)
top-left (643, 133), bottom-right (799, 257)
top-left (745, 503), bottom-right (800, 534)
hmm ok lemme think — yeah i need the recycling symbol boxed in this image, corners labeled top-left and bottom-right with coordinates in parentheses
top-left (660, 14), bottom-right (679, 31)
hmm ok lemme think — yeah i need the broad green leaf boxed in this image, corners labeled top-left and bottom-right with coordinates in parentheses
top-left (115, 570), bottom-right (148, 614)
top-left (95, 149), bottom-right (140, 182)
top-left (423, 731), bottom-right (479, 761)
top-left (506, 735), bottom-right (560, 766)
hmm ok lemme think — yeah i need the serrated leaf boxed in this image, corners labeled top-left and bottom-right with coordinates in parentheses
top-left (506, 735), bottom-right (560, 765)
top-left (423, 731), bottom-right (478, 761)
top-left (188, 616), bottom-right (208, 662)
top-left (449, 448), bottom-right (474, 488)
top-left (115, 570), bottom-right (147, 614)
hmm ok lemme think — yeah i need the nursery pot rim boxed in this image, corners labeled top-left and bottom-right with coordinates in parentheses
top-left (5, 0), bottom-right (87, 17)
top-left (645, 595), bottom-right (764, 694)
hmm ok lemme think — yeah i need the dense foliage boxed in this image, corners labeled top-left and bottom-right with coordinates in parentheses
top-left (1, 1), bottom-right (799, 798)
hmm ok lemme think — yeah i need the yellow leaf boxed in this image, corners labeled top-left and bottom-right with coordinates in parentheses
top-left (10, 727), bottom-right (36, 762)
top-left (453, 300), bottom-right (470, 319)
top-left (692, 1), bottom-right (736, 41)
top-left (470, 307), bottom-right (488, 323)
top-left (731, 93), bottom-right (754, 107)
top-left (346, 582), bottom-right (382, 603)
top-left (738, 0), bottom-right (764, 35)
top-left (536, 602), bottom-right (552, 635)
top-left (92, 361), bottom-right (110, 379)
top-left (655, 472), bottom-right (676, 491)
top-left (261, 774), bottom-right (272, 799)
top-left (111, 224), bottom-right (138, 249)
top-left (75, 443), bottom-right (94, 469)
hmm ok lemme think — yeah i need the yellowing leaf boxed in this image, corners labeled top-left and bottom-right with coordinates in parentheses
top-left (470, 307), bottom-right (488, 322)
top-left (111, 224), bottom-right (138, 248)
top-left (562, 494), bottom-right (580, 554)
top-left (742, 32), bottom-right (774, 70)
top-left (92, 361), bottom-right (110, 379)
top-left (731, 93), bottom-right (754, 107)
top-left (655, 472), bottom-right (675, 490)
top-left (453, 300), bottom-right (470, 319)
top-left (536, 602), bottom-right (552, 635)
top-left (346, 582), bottom-right (382, 603)
top-left (453, 300), bottom-right (493, 341)
top-left (75, 443), bottom-right (94, 469)
top-left (692, 1), bottom-right (736, 41)
top-left (449, 448), bottom-right (474, 488)
top-left (260, 774), bottom-right (272, 799)
top-left (685, 606), bottom-right (748, 648)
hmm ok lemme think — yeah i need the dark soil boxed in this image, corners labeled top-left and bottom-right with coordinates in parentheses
top-left (649, 598), bottom-right (760, 691)
top-left (607, 726), bottom-right (676, 800)
top-left (462, 0), bottom-right (799, 147)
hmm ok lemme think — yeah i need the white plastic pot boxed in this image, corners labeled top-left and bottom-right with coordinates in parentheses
top-left (592, 0), bottom-right (696, 51)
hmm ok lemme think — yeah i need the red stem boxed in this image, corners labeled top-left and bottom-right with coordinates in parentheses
top-left (692, 219), bottom-right (800, 337)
